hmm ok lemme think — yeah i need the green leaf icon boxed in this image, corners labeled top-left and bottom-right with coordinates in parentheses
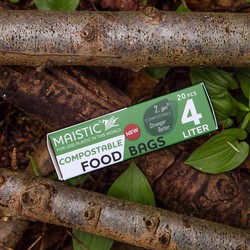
top-left (103, 116), bottom-right (119, 131)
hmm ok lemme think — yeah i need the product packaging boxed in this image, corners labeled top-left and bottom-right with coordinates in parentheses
top-left (47, 83), bottom-right (218, 180)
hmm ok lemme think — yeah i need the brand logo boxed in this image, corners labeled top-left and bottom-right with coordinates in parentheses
top-left (102, 116), bottom-right (119, 131)
top-left (52, 116), bottom-right (119, 147)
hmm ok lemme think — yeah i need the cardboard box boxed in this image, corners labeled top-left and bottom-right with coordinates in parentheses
top-left (47, 83), bottom-right (218, 180)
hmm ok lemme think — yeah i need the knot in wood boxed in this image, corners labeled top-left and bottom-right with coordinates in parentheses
top-left (217, 179), bottom-right (238, 200)
top-left (83, 209), bottom-right (95, 220)
top-left (22, 185), bottom-right (46, 206)
top-left (142, 7), bottom-right (161, 23)
top-left (21, 184), bottom-right (51, 214)
top-left (144, 216), bottom-right (159, 232)
top-left (83, 202), bottom-right (102, 227)
top-left (81, 24), bottom-right (96, 42)
top-left (158, 231), bottom-right (171, 247)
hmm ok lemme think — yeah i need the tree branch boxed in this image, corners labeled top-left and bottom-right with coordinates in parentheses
top-left (0, 168), bottom-right (249, 250)
top-left (0, 9), bottom-right (249, 68)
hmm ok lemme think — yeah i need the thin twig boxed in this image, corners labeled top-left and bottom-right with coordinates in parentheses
top-left (11, 148), bottom-right (17, 171)
top-left (27, 235), bottom-right (43, 250)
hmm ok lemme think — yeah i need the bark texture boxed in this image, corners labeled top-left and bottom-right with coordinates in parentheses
top-left (0, 168), bottom-right (250, 250)
top-left (1, 66), bottom-right (250, 230)
top-left (0, 9), bottom-right (249, 68)
top-left (0, 66), bottom-right (131, 130)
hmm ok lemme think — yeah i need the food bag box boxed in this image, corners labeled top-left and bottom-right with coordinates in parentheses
top-left (47, 83), bottom-right (217, 180)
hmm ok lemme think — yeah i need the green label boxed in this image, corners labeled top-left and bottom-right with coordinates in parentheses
top-left (47, 83), bottom-right (218, 180)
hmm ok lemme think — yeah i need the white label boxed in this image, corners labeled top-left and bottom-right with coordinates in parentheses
top-left (56, 135), bottom-right (125, 179)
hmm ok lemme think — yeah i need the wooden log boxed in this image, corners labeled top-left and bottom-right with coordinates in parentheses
top-left (0, 66), bottom-right (131, 129)
top-left (0, 9), bottom-right (249, 68)
top-left (0, 168), bottom-right (250, 250)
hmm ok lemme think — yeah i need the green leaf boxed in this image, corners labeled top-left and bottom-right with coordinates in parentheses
top-left (65, 174), bottom-right (89, 186)
top-left (190, 67), bottom-right (238, 90)
top-left (212, 68), bottom-right (238, 89)
top-left (211, 95), bottom-right (236, 116)
top-left (214, 110), bottom-right (233, 128)
top-left (72, 230), bottom-right (113, 250)
top-left (9, 0), bottom-right (20, 3)
top-left (241, 112), bottom-right (250, 130)
top-left (231, 96), bottom-right (249, 112)
top-left (34, 0), bottom-right (79, 11)
top-left (234, 68), bottom-right (250, 100)
top-left (47, 171), bottom-right (58, 180)
top-left (108, 162), bottom-right (156, 206)
top-left (190, 67), bottom-right (239, 128)
top-left (199, 80), bottom-right (227, 98)
top-left (146, 67), bottom-right (169, 80)
top-left (185, 128), bottom-right (249, 174)
top-left (29, 156), bottom-right (41, 177)
top-left (235, 97), bottom-right (250, 132)
top-left (176, 4), bottom-right (191, 12)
